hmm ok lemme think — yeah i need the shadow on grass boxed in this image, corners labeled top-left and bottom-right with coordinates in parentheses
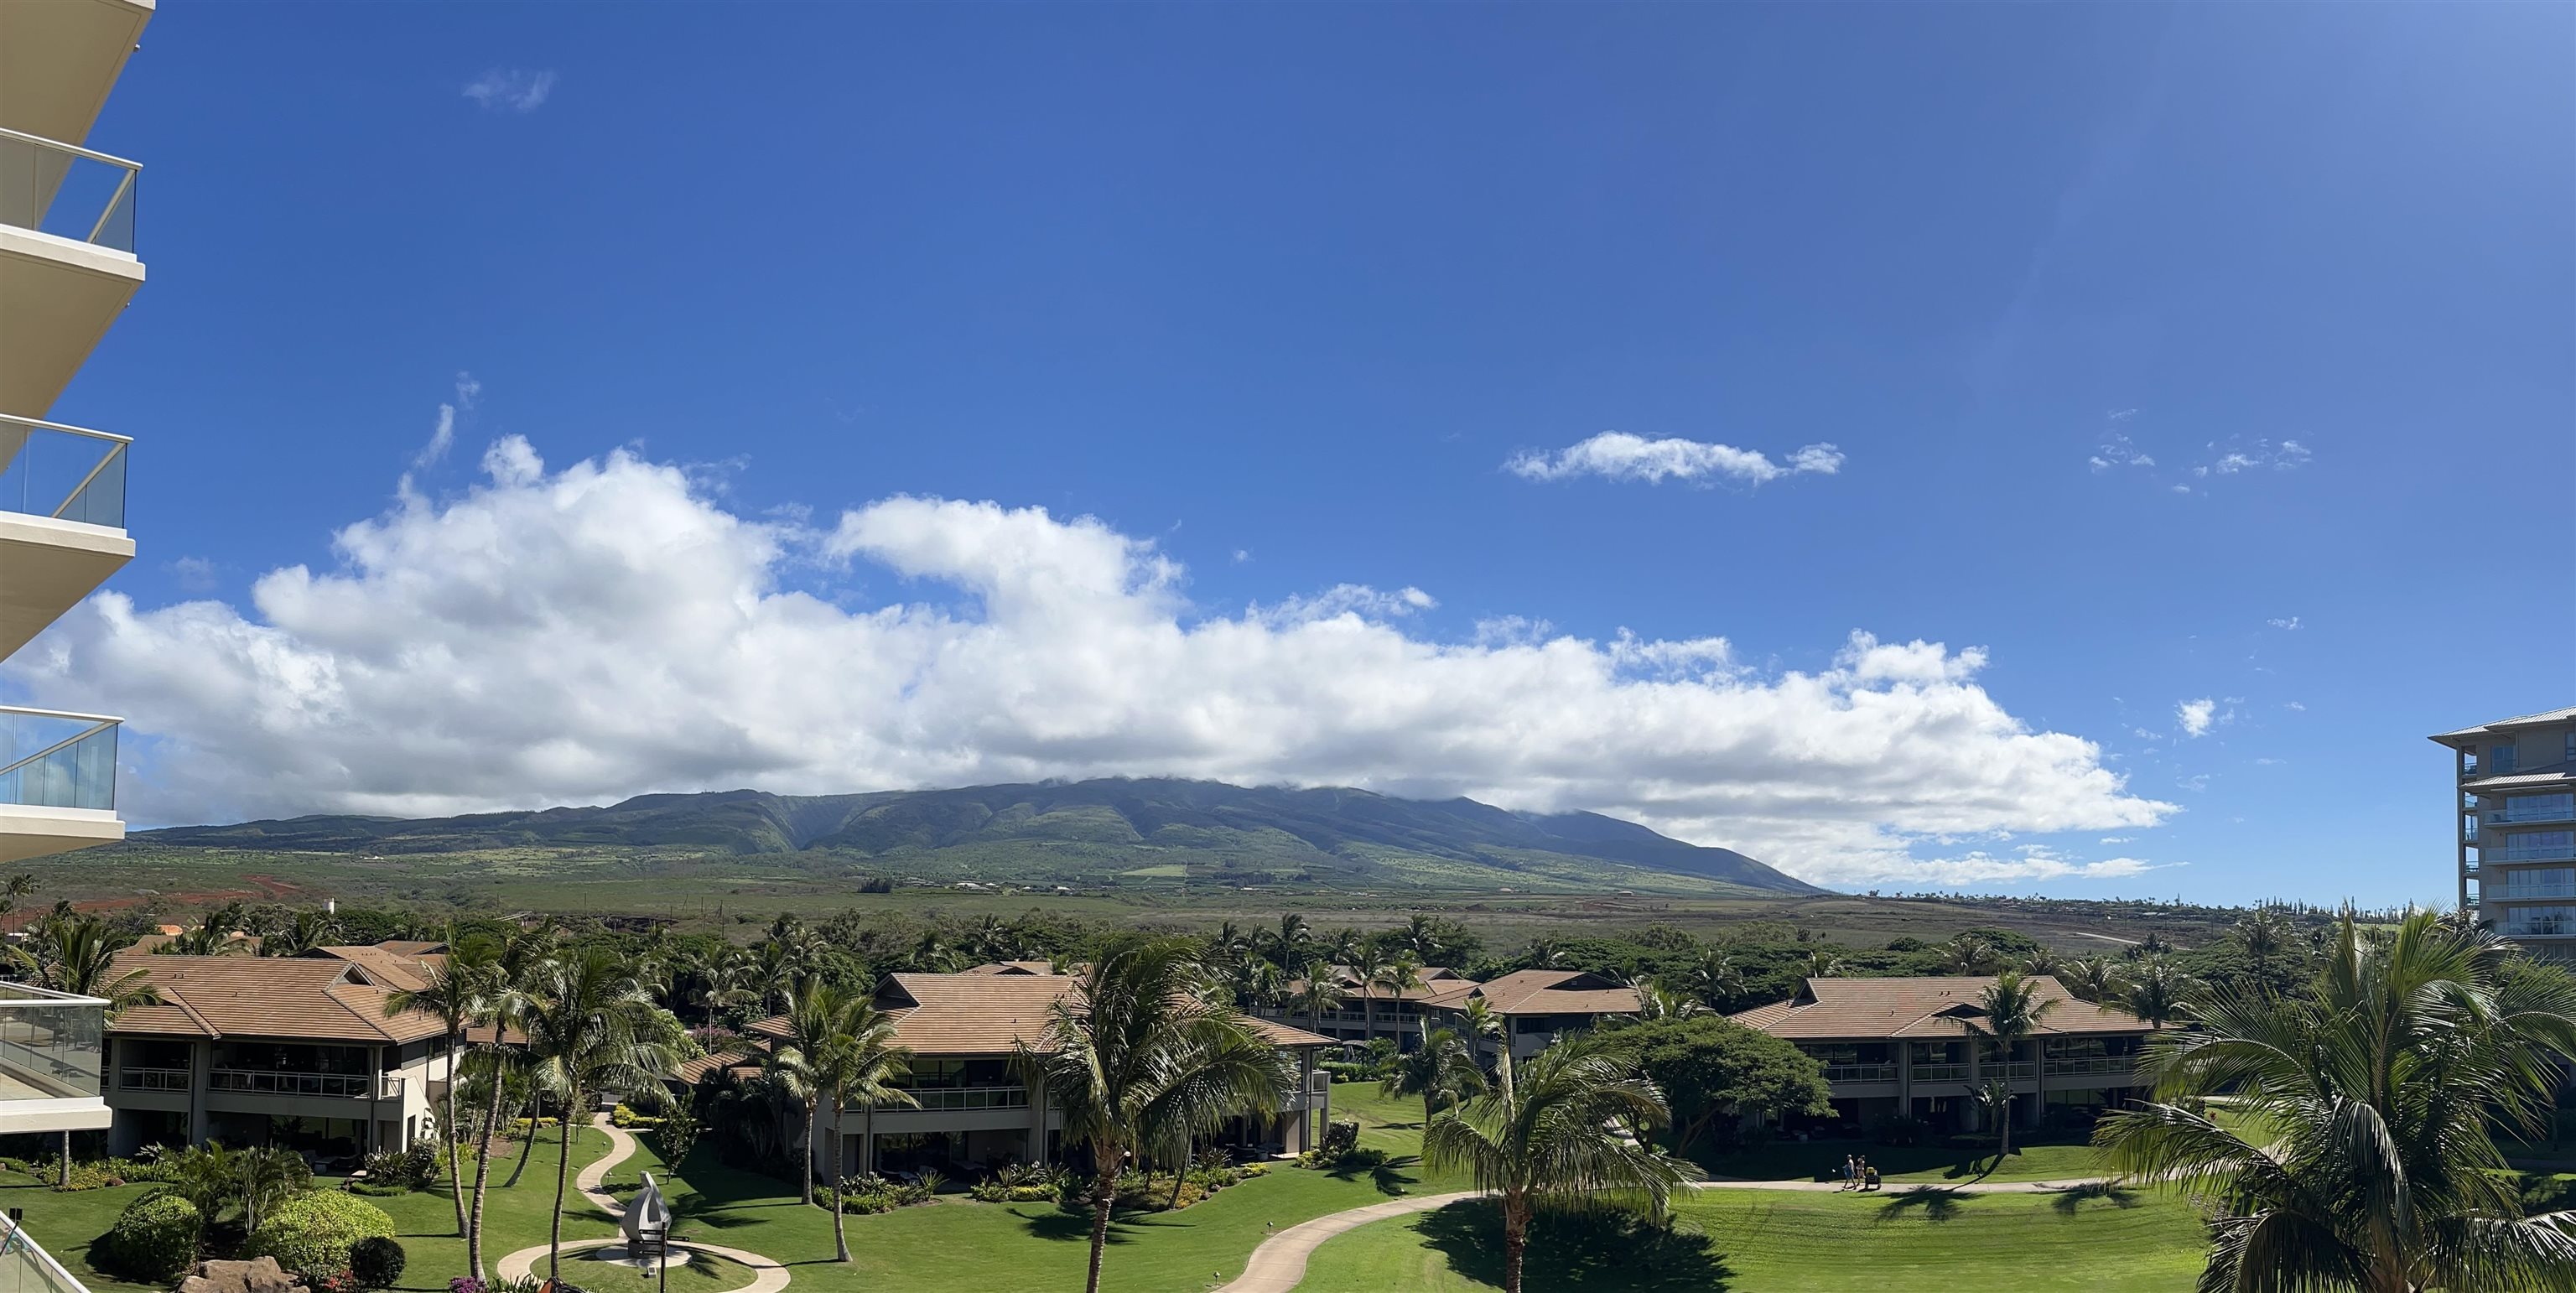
top-left (1322, 1150), bottom-right (1426, 1197)
top-left (1874, 1186), bottom-right (1966, 1223)
top-left (1011, 1201), bottom-right (1197, 1245)
top-left (1414, 1200), bottom-right (1734, 1291)
top-left (2049, 1181), bottom-right (2142, 1215)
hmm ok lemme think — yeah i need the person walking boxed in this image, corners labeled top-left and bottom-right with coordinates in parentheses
top-left (1841, 1154), bottom-right (1857, 1191)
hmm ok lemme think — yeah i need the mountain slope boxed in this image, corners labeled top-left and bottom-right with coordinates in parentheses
top-left (130, 778), bottom-right (1826, 896)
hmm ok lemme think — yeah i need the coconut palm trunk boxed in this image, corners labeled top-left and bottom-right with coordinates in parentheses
top-left (442, 1028), bottom-right (465, 1237)
top-left (828, 1097), bottom-right (850, 1262)
top-left (503, 1091), bottom-right (538, 1187)
top-left (550, 1086), bottom-right (579, 1278)
top-left (1087, 1138), bottom-right (1120, 1293)
top-left (466, 1057), bottom-right (509, 1278)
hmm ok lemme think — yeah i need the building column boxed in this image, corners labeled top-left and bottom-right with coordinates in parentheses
top-left (187, 1041), bottom-right (211, 1145)
top-left (1297, 1051), bottom-right (1317, 1154)
top-left (1962, 1039), bottom-right (1983, 1131)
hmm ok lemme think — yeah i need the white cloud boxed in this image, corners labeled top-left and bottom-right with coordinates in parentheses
top-left (2177, 698), bottom-right (2217, 737)
top-left (410, 372), bottom-right (480, 474)
top-left (2283, 701), bottom-right (2306, 712)
top-left (1231, 549), bottom-right (1251, 564)
top-left (2251, 757), bottom-right (2285, 766)
top-left (463, 69), bottom-right (557, 113)
top-left (2099, 836), bottom-right (2134, 844)
top-left (2266, 616), bottom-right (2300, 630)
top-left (1897, 846), bottom-right (2167, 887)
top-left (9, 437), bottom-right (2173, 890)
top-left (2090, 431), bottom-right (2155, 472)
top-left (166, 557), bottom-right (218, 594)
top-left (1506, 433), bottom-right (1843, 487)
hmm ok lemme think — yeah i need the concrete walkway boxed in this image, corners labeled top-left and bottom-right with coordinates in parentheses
top-left (1214, 1192), bottom-right (1481, 1293)
top-left (1690, 1175), bottom-right (2116, 1194)
top-left (495, 1113), bottom-right (792, 1293)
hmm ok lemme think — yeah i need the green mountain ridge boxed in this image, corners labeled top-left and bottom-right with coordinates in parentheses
top-left (127, 778), bottom-right (1826, 896)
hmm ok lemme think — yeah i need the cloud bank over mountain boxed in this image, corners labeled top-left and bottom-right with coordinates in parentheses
top-left (8, 437), bottom-right (2174, 887)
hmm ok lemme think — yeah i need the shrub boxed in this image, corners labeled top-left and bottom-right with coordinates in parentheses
top-left (348, 1236), bottom-right (406, 1290)
top-left (609, 1103), bottom-right (664, 1129)
top-left (242, 1191), bottom-right (397, 1278)
top-left (99, 1192), bottom-right (200, 1281)
top-left (652, 1104), bottom-right (701, 1166)
top-left (358, 1145), bottom-right (438, 1192)
top-left (46, 1159), bottom-right (125, 1192)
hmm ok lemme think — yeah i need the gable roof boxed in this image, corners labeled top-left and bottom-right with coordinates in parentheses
top-left (2432, 707), bottom-right (2576, 743)
top-left (108, 953), bottom-right (450, 1044)
top-left (306, 944), bottom-right (449, 994)
top-left (1731, 976), bottom-right (2153, 1041)
top-left (742, 971), bottom-right (1333, 1060)
top-left (962, 961), bottom-right (1061, 976)
top-left (1422, 968), bottom-right (1642, 1017)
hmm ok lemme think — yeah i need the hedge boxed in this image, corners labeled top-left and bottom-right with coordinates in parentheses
top-left (243, 1191), bottom-right (397, 1277)
top-left (100, 1192), bottom-right (201, 1282)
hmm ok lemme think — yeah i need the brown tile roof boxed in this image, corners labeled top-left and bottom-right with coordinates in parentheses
top-left (675, 1048), bottom-right (761, 1085)
top-left (963, 961), bottom-right (1061, 976)
top-left (1422, 968), bottom-right (1643, 1017)
top-left (1288, 965), bottom-right (1467, 1005)
top-left (308, 945), bottom-right (448, 994)
top-left (107, 953), bottom-right (449, 1044)
top-left (1730, 976), bottom-right (2153, 1041)
top-left (741, 974), bottom-right (1337, 1059)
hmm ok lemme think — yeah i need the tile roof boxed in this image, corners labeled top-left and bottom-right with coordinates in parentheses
top-left (1421, 968), bottom-right (1643, 1017)
top-left (2462, 768), bottom-right (2576, 792)
top-left (674, 1048), bottom-right (761, 1085)
top-left (963, 961), bottom-right (1061, 976)
top-left (1285, 964), bottom-right (1467, 1004)
top-left (1730, 976), bottom-right (2153, 1041)
top-left (745, 972), bottom-right (1334, 1058)
top-left (108, 953), bottom-right (450, 1044)
top-left (308, 945), bottom-right (449, 994)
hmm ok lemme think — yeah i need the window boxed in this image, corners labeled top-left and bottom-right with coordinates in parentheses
top-left (2504, 793), bottom-right (2576, 823)
top-left (2502, 906), bottom-right (2576, 937)
top-left (2501, 831), bottom-right (2576, 862)
top-left (2566, 732), bottom-right (2575, 765)
top-left (2494, 744), bottom-right (2519, 775)
top-left (2495, 867), bottom-right (2576, 900)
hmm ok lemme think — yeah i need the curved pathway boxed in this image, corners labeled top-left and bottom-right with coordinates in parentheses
top-left (495, 1113), bottom-right (792, 1293)
top-left (1215, 1192), bottom-right (1479, 1293)
top-left (1213, 1176), bottom-right (2119, 1293)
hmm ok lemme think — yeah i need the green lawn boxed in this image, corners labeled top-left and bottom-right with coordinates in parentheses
top-left (1696, 1137), bottom-right (2106, 1184)
top-left (1300, 1187), bottom-right (2211, 1292)
top-left (7, 1079), bottom-right (1462, 1293)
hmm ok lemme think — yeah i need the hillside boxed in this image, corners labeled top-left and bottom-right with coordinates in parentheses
top-left (127, 778), bottom-right (1825, 897)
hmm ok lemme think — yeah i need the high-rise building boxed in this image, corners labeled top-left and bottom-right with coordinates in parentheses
top-left (2431, 707), bottom-right (2576, 951)
top-left (0, 0), bottom-right (153, 1277)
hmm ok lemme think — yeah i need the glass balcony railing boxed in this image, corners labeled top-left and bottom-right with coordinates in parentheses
top-left (208, 1069), bottom-right (403, 1100)
top-left (0, 416), bottom-right (127, 529)
top-left (0, 709), bottom-right (119, 813)
top-left (0, 984), bottom-right (105, 1103)
top-left (0, 1211), bottom-right (91, 1293)
top-left (0, 127), bottom-right (138, 253)
top-left (2491, 885), bottom-right (2576, 901)
top-left (884, 1085), bottom-right (1029, 1112)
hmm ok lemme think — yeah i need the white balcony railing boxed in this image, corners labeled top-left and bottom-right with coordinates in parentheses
top-left (209, 1069), bottom-right (402, 1100)
top-left (1822, 1064), bottom-right (1897, 1084)
top-left (0, 126), bottom-right (138, 253)
top-left (1910, 1063), bottom-right (1972, 1083)
top-left (0, 709), bottom-right (119, 813)
top-left (0, 417), bottom-right (127, 530)
top-left (2044, 1057), bottom-right (2136, 1077)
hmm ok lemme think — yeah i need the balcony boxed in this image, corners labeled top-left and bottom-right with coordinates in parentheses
top-left (2492, 885), bottom-right (2576, 902)
top-left (0, 982), bottom-right (109, 1136)
top-left (208, 1069), bottom-right (404, 1101)
top-left (0, 127), bottom-right (142, 418)
top-left (2490, 804), bottom-right (2576, 828)
top-left (0, 414), bottom-right (132, 657)
top-left (0, 708), bottom-right (120, 864)
top-left (2044, 1057), bottom-right (2137, 1078)
top-left (115, 1066), bottom-right (188, 1093)
top-left (1909, 1063), bottom-right (1973, 1083)
top-left (0, 1209), bottom-right (93, 1293)
top-left (888, 1085), bottom-right (1028, 1113)
top-left (0, 0), bottom-right (154, 147)
top-left (1821, 1064), bottom-right (1897, 1084)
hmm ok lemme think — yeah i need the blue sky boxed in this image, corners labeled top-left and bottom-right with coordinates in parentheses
top-left (15, 3), bottom-right (2570, 905)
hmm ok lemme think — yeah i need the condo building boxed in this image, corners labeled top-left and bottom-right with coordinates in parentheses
top-left (0, 7), bottom-right (155, 1281)
top-left (2432, 707), bottom-right (2576, 951)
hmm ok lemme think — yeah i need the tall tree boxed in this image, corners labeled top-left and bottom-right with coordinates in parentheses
top-left (382, 923), bottom-right (486, 1243)
top-left (2098, 911), bottom-right (2576, 1293)
top-left (813, 1000), bottom-right (916, 1263)
top-left (1381, 1020), bottom-right (1485, 1129)
top-left (2121, 958), bottom-right (2194, 1028)
top-left (1374, 954), bottom-right (1426, 1036)
top-left (2234, 907), bottom-right (2291, 984)
top-left (2063, 956), bottom-right (2126, 1003)
top-left (1968, 971), bottom-right (2056, 1165)
top-left (1289, 957), bottom-right (1346, 1034)
top-left (18, 916), bottom-right (156, 1185)
top-left (1346, 945), bottom-right (1389, 1041)
top-left (1681, 951), bottom-right (1743, 1011)
top-left (1943, 932), bottom-right (2001, 974)
top-left (1616, 1016), bottom-right (1832, 1154)
top-left (509, 946), bottom-right (679, 1279)
top-left (1422, 1036), bottom-right (1692, 1293)
top-left (766, 978), bottom-right (854, 1212)
top-left (1013, 937), bottom-right (1290, 1293)
top-left (462, 922), bottom-right (551, 1279)
top-left (260, 907), bottom-right (340, 958)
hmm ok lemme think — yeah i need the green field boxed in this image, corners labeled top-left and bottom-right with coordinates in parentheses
top-left (1299, 1187), bottom-right (2211, 1293)
top-left (1698, 1138), bottom-right (2105, 1184)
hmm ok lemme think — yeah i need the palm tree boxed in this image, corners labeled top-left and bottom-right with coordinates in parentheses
top-left (813, 999), bottom-right (916, 1263)
top-left (2120, 957), bottom-right (2194, 1028)
top-left (766, 978), bottom-right (857, 1212)
top-left (1288, 957), bottom-right (1346, 1033)
top-left (2097, 911), bottom-right (2576, 1293)
top-left (507, 946), bottom-right (680, 1279)
top-left (1346, 945), bottom-right (1389, 1041)
top-left (1381, 1021), bottom-right (1484, 1129)
top-left (1681, 950), bottom-right (1742, 1011)
top-left (2063, 955), bottom-right (2126, 1003)
top-left (160, 901), bottom-right (250, 956)
top-left (1524, 938), bottom-right (1565, 970)
top-left (1803, 948), bottom-right (1846, 979)
top-left (2234, 906), bottom-right (2290, 984)
top-left (260, 907), bottom-right (339, 958)
top-left (1013, 936), bottom-right (1291, 1293)
top-left (382, 923), bottom-right (482, 1242)
top-left (1943, 932), bottom-right (2000, 974)
top-left (1396, 914), bottom-right (1444, 963)
top-left (1967, 971), bottom-right (2056, 1166)
top-left (1421, 1036), bottom-right (1692, 1293)
top-left (1374, 954), bottom-right (1426, 1037)
top-left (463, 923), bottom-right (551, 1278)
top-left (236, 1145), bottom-right (309, 1234)
top-left (1261, 912), bottom-right (1311, 971)
top-left (1631, 978), bottom-right (1702, 1020)
top-left (2020, 946), bottom-right (2064, 977)
top-left (18, 916), bottom-right (155, 1186)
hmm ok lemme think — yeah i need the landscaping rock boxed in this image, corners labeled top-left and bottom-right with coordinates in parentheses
top-left (176, 1256), bottom-right (304, 1293)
